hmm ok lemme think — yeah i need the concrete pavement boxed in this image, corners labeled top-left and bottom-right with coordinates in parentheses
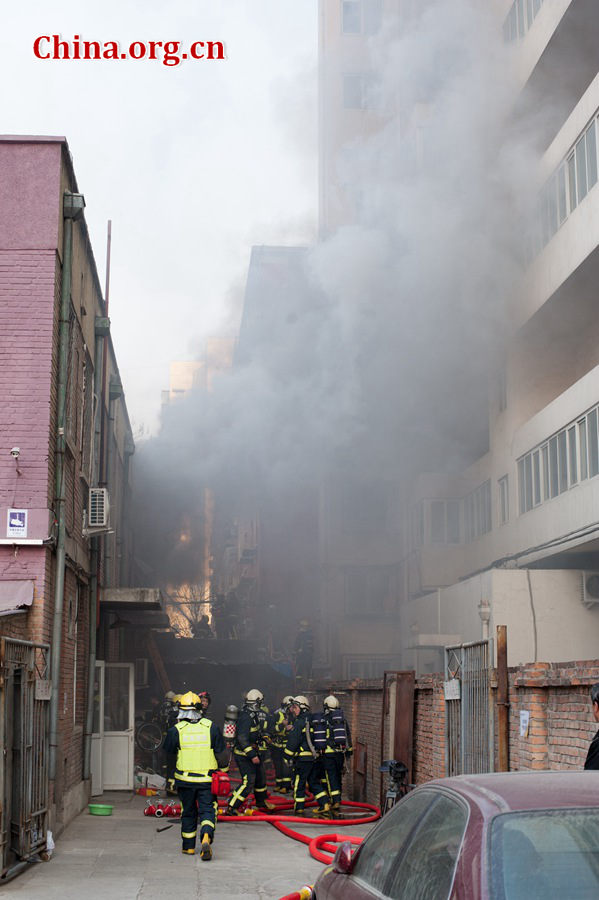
top-left (2, 792), bottom-right (374, 899)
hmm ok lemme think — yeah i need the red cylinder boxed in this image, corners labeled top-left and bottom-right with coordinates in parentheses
top-left (144, 803), bottom-right (157, 816)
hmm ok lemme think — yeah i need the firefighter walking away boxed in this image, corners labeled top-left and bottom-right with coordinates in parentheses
top-left (162, 691), bottom-right (229, 859)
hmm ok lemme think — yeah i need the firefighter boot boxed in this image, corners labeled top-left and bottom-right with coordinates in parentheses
top-left (181, 848), bottom-right (195, 855)
top-left (319, 803), bottom-right (333, 819)
top-left (200, 834), bottom-right (212, 861)
top-left (257, 799), bottom-right (276, 812)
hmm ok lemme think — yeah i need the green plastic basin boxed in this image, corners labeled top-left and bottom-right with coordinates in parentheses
top-left (88, 803), bottom-right (113, 816)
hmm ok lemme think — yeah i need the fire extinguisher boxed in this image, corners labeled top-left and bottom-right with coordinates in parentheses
top-left (223, 705), bottom-right (238, 743)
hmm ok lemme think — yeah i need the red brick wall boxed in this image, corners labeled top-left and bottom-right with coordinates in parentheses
top-left (313, 660), bottom-right (599, 810)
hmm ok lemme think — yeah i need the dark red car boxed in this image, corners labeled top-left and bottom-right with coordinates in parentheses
top-left (313, 771), bottom-right (599, 899)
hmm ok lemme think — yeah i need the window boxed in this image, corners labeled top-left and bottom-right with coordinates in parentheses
top-left (498, 476), bottom-right (509, 525)
top-left (344, 566), bottom-right (395, 617)
top-left (430, 499), bottom-right (461, 544)
top-left (464, 481), bottom-right (492, 541)
top-left (536, 116), bottom-right (599, 252)
top-left (503, 0), bottom-right (545, 42)
top-left (518, 403), bottom-right (599, 513)
top-left (351, 791), bottom-right (435, 894)
top-left (342, 0), bottom-right (382, 35)
top-left (342, 0), bottom-right (361, 33)
top-left (490, 810), bottom-right (599, 899)
top-left (387, 795), bottom-right (467, 899)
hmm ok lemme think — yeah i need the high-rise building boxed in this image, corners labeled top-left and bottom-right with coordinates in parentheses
top-left (401, 0), bottom-right (599, 671)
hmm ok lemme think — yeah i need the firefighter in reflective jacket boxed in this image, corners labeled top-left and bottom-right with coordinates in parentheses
top-left (322, 694), bottom-right (353, 814)
top-left (162, 691), bottom-right (229, 859)
top-left (269, 695), bottom-right (294, 793)
top-left (284, 695), bottom-right (331, 817)
top-left (226, 689), bottom-right (274, 814)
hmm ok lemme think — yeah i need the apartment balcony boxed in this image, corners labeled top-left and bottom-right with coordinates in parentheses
top-left (512, 73), bottom-right (599, 330)
top-left (509, 365), bottom-right (599, 565)
top-left (507, 0), bottom-right (599, 145)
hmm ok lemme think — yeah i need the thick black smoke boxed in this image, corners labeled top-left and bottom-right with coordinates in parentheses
top-left (132, 1), bottom-right (542, 607)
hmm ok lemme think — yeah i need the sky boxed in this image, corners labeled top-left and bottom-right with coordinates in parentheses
top-left (2, 0), bottom-right (318, 434)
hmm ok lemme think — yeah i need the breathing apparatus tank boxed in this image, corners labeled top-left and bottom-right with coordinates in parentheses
top-left (223, 704), bottom-right (239, 742)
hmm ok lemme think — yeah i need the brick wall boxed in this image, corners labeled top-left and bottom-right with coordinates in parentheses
top-left (312, 660), bottom-right (599, 810)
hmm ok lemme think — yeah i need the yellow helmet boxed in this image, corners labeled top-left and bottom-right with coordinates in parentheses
top-left (179, 691), bottom-right (201, 709)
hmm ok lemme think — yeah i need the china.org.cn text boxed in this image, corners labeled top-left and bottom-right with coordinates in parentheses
top-left (33, 35), bottom-right (226, 67)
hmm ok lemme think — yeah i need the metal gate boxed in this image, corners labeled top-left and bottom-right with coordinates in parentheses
top-left (0, 637), bottom-right (51, 876)
top-left (444, 639), bottom-right (494, 776)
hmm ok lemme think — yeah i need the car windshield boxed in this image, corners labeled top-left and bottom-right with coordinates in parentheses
top-left (490, 809), bottom-right (599, 900)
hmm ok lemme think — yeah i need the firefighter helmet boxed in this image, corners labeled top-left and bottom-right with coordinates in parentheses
top-left (172, 694), bottom-right (183, 704)
top-left (179, 691), bottom-right (201, 709)
top-left (282, 695), bottom-right (294, 707)
top-left (245, 688), bottom-right (264, 709)
top-left (164, 690), bottom-right (175, 701)
top-left (293, 695), bottom-right (311, 712)
top-left (323, 695), bottom-right (340, 710)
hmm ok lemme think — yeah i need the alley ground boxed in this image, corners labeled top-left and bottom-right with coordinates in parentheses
top-left (2, 793), bottom-right (373, 899)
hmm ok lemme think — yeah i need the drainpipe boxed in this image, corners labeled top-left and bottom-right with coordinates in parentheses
top-left (104, 379), bottom-right (123, 586)
top-left (49, 191), bottom-right (85, 783)
top-left (83, 315), bottom-right (110, 781)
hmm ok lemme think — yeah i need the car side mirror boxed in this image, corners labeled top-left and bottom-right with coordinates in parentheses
top-left (333, 841), bottom-right (354, 875)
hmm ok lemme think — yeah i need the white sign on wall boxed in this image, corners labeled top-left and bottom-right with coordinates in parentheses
top-left (7, 509), bottom-right (28, 539)
top-left (444, 678), bottom-right (461, 701)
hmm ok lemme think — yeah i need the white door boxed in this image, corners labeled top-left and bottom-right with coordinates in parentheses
top-left (102, 663), bottom-right (134, 790)
top-left (90, 661), bottom-right (105, 796)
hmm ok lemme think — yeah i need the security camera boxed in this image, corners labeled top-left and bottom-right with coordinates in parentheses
top-left (10, 447), bottom-right (20, 458)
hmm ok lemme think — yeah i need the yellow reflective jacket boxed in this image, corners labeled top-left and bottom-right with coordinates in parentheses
top-left (175, 719), bottom-right (218, 783)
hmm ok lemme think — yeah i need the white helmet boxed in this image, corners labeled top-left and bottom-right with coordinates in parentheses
top-left (245, 688), bottom-right (264, 709)
top-left (293, 695), bottom-right (311, 712)
top-left (282, 695), bottom-right (294, 707)
top-left (324, 695), bottom-right (340, 710)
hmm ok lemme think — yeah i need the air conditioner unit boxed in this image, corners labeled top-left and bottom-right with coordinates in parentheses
top-left (135, 658), bottom-right (149, 687)
top-left (88, 487), bottom-right (110, 528)
top-left (581, 572), bottom-right (599, 608)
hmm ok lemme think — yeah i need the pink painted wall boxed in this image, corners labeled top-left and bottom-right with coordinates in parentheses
top-left (0, 140), bottom-right (62, 250)
top-left (0, 140), bottom-right (62, 616)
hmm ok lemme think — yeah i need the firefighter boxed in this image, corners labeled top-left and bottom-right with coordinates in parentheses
top-left (162, 691), bottom-right (229, 860)
top-left (198, 691), bottom-right (211, 712)
top-left (226, 689), bottom-right (274, 814)
top-left (269, 695), bottom-right (294, 793)
top-left (284, 695), bottom-right (331, 818)
top-left (294, 619), bottom-right (314, 684)
top-left (322, 694), bottom-right (352, 814)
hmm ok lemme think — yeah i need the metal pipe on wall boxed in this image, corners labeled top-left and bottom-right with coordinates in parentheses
top-left (83, 322), bottom-right (106, 781)
top-left (49, 192), bottom-right (84, 782)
